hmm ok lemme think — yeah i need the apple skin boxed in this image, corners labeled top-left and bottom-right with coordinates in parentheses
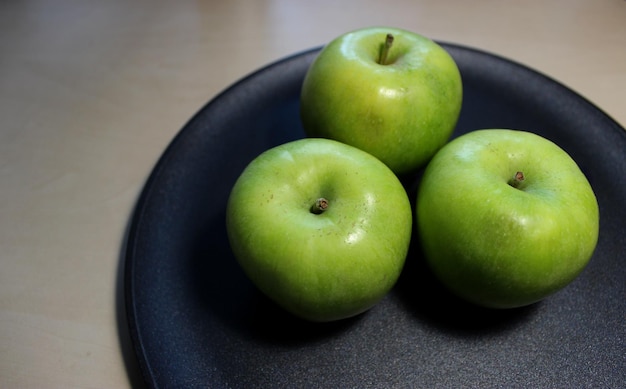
top-left (416, 129), bottom-right (599, 309)
top-left (300, 26), bottom-right (462, 175)
top-left (226, 138), bottom-right (412, 322)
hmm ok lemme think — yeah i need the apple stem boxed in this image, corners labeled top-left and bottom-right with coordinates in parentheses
top-left (378, 33), bottom-right (394, 65)
top-left (508, 171), bottom-right (525, 189)
top-left (310, 198), bottom-right (329, 214)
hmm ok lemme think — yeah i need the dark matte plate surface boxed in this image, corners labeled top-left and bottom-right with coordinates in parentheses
top-left (125, 43), bottom-right (626, 388)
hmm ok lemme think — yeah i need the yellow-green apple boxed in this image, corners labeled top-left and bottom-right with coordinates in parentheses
top-left (416, 129), bottom-right (599, 308)
top-left (300, 26), bottom-right (462, 175)
top-left (226, 138), bottom-right (413, 322)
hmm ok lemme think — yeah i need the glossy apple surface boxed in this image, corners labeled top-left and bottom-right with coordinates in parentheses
top-left (226, 138), bottom-right (412, 321)
top-left (300, 26), bottom-right (462, 175)
top-left (416, 129), bottom-right (599, 308)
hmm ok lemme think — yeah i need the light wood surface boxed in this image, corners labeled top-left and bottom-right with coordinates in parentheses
top-left (1, 1), bottom-right (624, 387)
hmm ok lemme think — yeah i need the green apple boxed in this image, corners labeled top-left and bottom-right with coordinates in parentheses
top-left (226, 138), bottom-right (412, 322)
top-left (300, 26), bottom-right (463, 175)
top-left (416, 129), bottom-right (599, 309)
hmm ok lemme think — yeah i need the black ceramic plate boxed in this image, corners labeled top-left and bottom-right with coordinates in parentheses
top-left (125, 43), bottom-right (626, 388)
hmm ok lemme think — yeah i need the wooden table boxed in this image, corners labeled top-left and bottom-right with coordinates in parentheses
top-left (1, 1), bottom-right (624, 387)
